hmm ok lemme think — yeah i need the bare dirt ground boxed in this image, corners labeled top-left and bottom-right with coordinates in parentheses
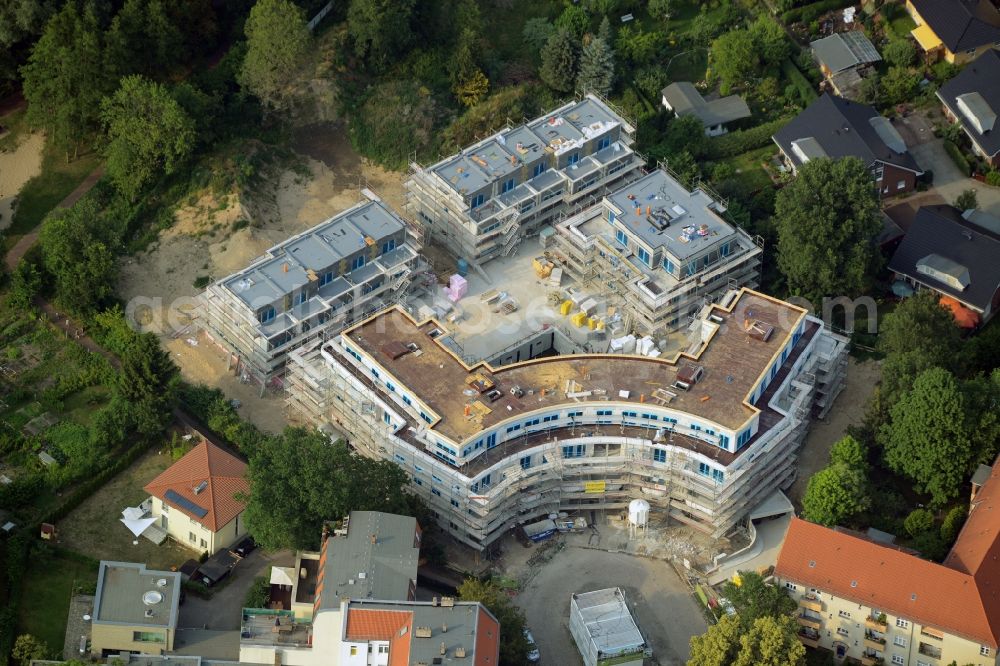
top-left (0, 132), bottom-right (44, 229)
top-left (788, 357), bottom-right (881, 503)
top-left (55, 447), bottom-right (193, 570)
top-left (118, 124), bottom-right (406, 433)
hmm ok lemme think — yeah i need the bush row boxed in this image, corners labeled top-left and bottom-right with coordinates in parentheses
top-left (943, 140), bottom-right (972, 176)
top-left (706, 117), bottom-right (792, 160)
top-left (781, 0), bottom-right (856, 24)
top-left (781, 58), bottom-right (818, 105)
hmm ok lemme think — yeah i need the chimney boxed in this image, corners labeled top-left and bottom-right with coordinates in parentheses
top-left (442, 623), bottom-right (447, 633)
top-left (370, 534), bottom-right (377, 545)
top-left (455, 647), bottom-right (467, 658)
top-left (440, 642), bottom-right (446, 655)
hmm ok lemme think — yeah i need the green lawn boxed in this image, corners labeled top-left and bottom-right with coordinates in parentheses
top-left (17, 552), bottom-right (98, 654)
top-left (8, 146), bottom-right (100, 238)
top-left (665, 48), bottom-right (708, 83)
top-left (722, 146), bottom-right (775, 193)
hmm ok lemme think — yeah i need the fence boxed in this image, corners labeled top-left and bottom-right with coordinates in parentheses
top-left (307, 1), bottom-right (334, 32)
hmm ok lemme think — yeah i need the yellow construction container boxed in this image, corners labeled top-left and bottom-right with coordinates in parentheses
top-left (571, 312), bottom-right (588, 327)
top-left (532, 257), bottom-right (553, 278)
top-left (596, 320), bottom-right (605, 331)
top-left (560, 300), bottom-right (574, 315)
top-left (587, 317), bottom-right (597, 330)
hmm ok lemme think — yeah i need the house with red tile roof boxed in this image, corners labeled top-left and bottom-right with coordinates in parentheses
top-left (239, 511), bottom-right (501, 666)
top-left (144, 440), bottom-right (249, 555)
top-left (774, 457), bottom-right (1000, 665)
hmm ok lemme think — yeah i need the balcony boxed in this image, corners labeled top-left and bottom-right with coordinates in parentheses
top-left (799, 593), bottom-right (823, 613)
top-left (796, 628), bottom-right (820, 649)
top-left (918, 642), bottom-right (942, 660)
top-left (865, 615), bottom-right (888, 631)
top-left (797, 614), bottom-right (822, 630)
top-left (861, 652), bottom-right (884, 666)
top-left (864, 630), bottom-right (887, 651)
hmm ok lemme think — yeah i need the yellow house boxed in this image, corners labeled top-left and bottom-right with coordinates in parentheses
top-left (90, 561), bottom-right (181, 657)
top-left (144, 441), bottom-right (249, 555)
top-left (906, 0), bottom-right (1000, 65)
top-left (775, 459), bottom-right (1000, 665)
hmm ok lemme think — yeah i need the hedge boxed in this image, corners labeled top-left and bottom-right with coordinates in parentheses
top-left (943, 140), bottom-right (972, 176)
top-left (706, 117), bottom-right (792, 160)
top-left (781, 0), bottom-right (856, 24)
top-left (781, 58), bottom-right (818, 105)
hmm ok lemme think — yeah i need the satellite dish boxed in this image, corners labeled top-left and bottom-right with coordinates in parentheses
top-left (83, 615), bottom-right (91, 621)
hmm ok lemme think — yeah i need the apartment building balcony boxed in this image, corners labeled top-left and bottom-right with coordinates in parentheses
top-left (918, 642), bottom-right (942, 660)
top-left (240, 609), bottom-right (311, 648)
top-left (864, 614), bottom-right (888, 631)
top-left (796, 628), bottom-right (821, 649)
top-left (864, 630), bottom-right (887, 651)
top-left (861, 651), bottom-right (884, 666)
top-left (799, 593), bottom-right (823, 613)
top-left (797, 614), bottom-right (822, 630)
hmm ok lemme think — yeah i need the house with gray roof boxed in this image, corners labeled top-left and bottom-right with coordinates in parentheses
top-left (90, 562), bottom-right (181, 657)
top-left (810, 31), bottom-right (881, 98)
top-left (907, 0), bottom-right (1000, 65)
top-left (199, 190), bottom-right (424, 385)
top-left (772, 93), bottom-right (923, 197)
top-left (660, 82), bottom-right (751, 136)
top-left (888, 205), bottom-right (1000, 324)
top-left (938, 48), bottom-right (1000, 167)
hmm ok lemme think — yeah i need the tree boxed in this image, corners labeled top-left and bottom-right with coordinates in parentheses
top-left (347, 0), bottom-right (416, 71)
top-left (857, 73), bottom-right (882, 105)
top-left (801, 462), bottom-right (870, 526)
top-left (576, 34), bottom-right (615, 97)
top-left (689, 615), bottom-right (805, 666)
top-left (954, 188), bottom-right (978, 211)
top-left (39, 199), bottom-right (117, 314)
top-left (239, 0), bottom-right (311, 112)
top-left (457, 578), bottom-right (531, 666)
top-left (648, 0), bottom-right (673, 21)
top-left (721, 571), bottom-right (796, 631)
top-left (879, 368), bottom-right (973, 506)
top-left (881, 65), bottom-right (920, 105)
top-left (8, 258), bottom-right (41, 310)
top-left (903, 508), bottom-right (935, 537)
top-left (941, 505), bottom-right (968, 543)
top-left (829, 435), bottom-right (867, 469)
top-left (117, 332), bottom-right (179, 436)
top-left (540, 28), bottom-right (579, 93)
top-left (882, 39), bottom-right (916, 68)
top-left (555, 5), bottom-right (589, 39)
top-left (100, 76), bottom-right (196, 201)
top-left (105, 0), bottom-right (185, 76)
top-left (774, 157), bottom-right (882, 305)
top-left (242, 430), bottom-right (413, 550)
top-left (748, 15), bottom-right (790, 66)
top-left (0, 0), bottom-right (60, 48)
top-left (454, 69), bottom-right (489, 107)
top-left (522, 17), bottom-right (554, 51)
top-left (711, 29), bottom-right (757, 94)
top-left (12, 634), bottom-right (48, 666)
top-left (20, 2), bottom-right (115, 159)
top-left (449, 28), bottom-right (489, 108)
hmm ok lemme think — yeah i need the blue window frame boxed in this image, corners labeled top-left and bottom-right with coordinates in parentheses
top-left (432, 474), bottom-right (443, 484)
top-left (258, 306), bottom-right (276, 324)
top-left (698, 462), bottom-right (712, 477)
top-left (532, 162), bottom-right (546, 178)
top-left (371, 368), bottom-right (380, 379)
top-left (562, 444), bottom-right (585, 458)
top-left (381, 239), bottom-right (396, 254)
top-left (567, 153), bottom-right (580, 165)
top-left (402, 395), bottom-right (412, 406)
top-left (414, 478), bottom-right (423, 486)
top-left (720, 242), bottom-right (731, 257)
top-left (718, 434), bottom-right (730, 449)
top-left (451, 499), bottom-right (460, 507)
top-left (525, 418), bottom-right (540, 427)
top-left (386, 381), bottom-right (395, 392)
top-left (481, 473), bottom-right (492, 487)
top-left (737, 429), bottom-right (752, 449)
top-left (294, 291), bottom-right (307, 306)
top-left (501, 178), bottom-right (515, 193)
top-left (641, 413), bottom-right (658, 421)
top-left (320, 271), bottom-right (334, 286)
top-left (622, 411), bottom-right (637, 418)
top-left (607, 210), bottom-right (616, 224)
top-left (663, 257), bottom-right (675, 274)
top-left (691, 423), bottom-right (701, 432)
top-left (663, 417), bottom-right (678, 425)
top-left (712, 469), bottom-right (725, 483)
top-left (351, 255), bottom-right (366, 270)
top-left (471, 194), bottom-right (485, 209)
top-left (597, 136), bottom-right (611, 150)
top-left (596, 410), bottom-right (612, 416)
top-left (568, 411), bottom-right (583, 418)
top-left (542, 415), bottom-right (558, 423)
top-left (520, 456), bottom-right (532, 470)
top-left (653, 448), bottom-right (666, 463)
top-left (394, 453), bottom-right (406, 464)
top-left (486, 433), bottom-right (497, 448)
top-left (383, 412), bottom-right (391, 424)
top-left (420, 412), bottom-right (432, 424)
top-left (506, 424), bottom-right (521, 433)
top-left (637, 247), bottom-right (650, 266)
top-left (431, 488), bottom-right (441, 497)
top-left (686, 260), bottom-right (698, 276)
top-left (616, 229), bottom-right (628, 246)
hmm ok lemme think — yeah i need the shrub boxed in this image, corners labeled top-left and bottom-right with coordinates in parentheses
top-left (193, 276), bottom-right (211, 289)
top-left (985, 170), bottom-right (1000, 187)
top-left (943, 140), bottom-right (972, 176)
top-left (245, 576), bottom-right (270, 609)
top-left (706, 117), bottom-right (792, 159)
top-left (940, 505), bottom-right (968, 543)
top-left (781, 0), bottom-right (855, 24)
top-left (903, 508), bottom-right (935, 537)
top-left (781, 59), bottom-right (817, 106)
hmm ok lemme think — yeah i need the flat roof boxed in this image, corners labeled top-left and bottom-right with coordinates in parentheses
top-left (572, 588), bottom-right (646, 655)
top-left (605, 170), bottom-right (737, 261)
top-left (220, 196), bottom-right (406, 308)
top-left (344, 289), bottom-right (805, 442)
top-left (317, 511), bottom-right (419, 609)
top-left (430, 95), bottom-right (631, 197)
top-left (93, 561), bottom-right (181, 628)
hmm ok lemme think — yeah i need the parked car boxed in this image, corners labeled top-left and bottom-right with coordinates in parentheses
top-left (198, 550), bottom-right (238, 587)
top-left (524, 628), bottom-right (540, 663)
top-left (230, 536), bottom-right (257, 558)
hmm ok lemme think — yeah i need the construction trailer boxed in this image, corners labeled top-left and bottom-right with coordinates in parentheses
top-left (569, 588), bottom-right (648, 666)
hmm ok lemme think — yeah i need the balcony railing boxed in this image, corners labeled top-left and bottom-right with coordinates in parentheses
top-left (797, 614), bottom-right (822, 630)
top-left (796, 628), bottom-right (820, 649)
top-left (799, 594), bottom-right (823, 613)
top-left (864, 630), bottom-right (887, 651)
top-left (864, 615), bottom-right (888, 631)
top-left (918, 643), bottom-right (943, 659)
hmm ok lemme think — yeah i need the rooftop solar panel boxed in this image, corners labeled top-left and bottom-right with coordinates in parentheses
top-left (164, 489), bottom-right (208, 519)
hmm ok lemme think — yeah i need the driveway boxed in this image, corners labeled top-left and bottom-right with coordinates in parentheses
top-left (515, 542), bottom-right (707, 666)
top-left (907, 138), bottom-right (1000, 218)
top-left (179, 548), bottom-right (294, 630)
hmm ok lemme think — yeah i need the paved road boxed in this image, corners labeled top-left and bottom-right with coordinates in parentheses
top-left (516, 543), bottom-right (707, 666)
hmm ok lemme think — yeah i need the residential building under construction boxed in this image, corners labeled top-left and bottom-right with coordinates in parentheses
top-left (404, 93), bottom-right (645, 265)
top-left (198, 191), bottom-right (425, 386)
top-left (547, 168), bottom-right (762, 336)
top-left (284, 287), bottom-right (847, 552)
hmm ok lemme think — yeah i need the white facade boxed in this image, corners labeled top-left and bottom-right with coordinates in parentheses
top-left (148, 496), bottom-right (246, 555)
